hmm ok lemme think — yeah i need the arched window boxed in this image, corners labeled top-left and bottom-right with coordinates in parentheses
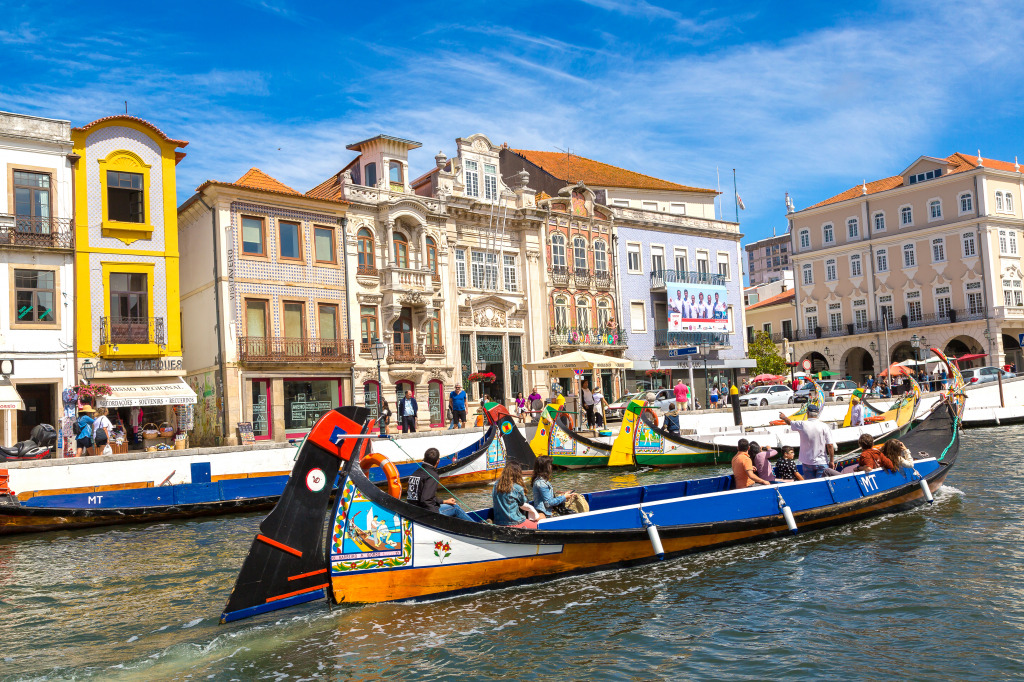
top-left (929, 200), bottom-right (942, 220)
top-left (597, 298), bottom-right (612, 328)
top-left (573, 236), bottom-right (588, 272)
top-left (959, 192), bottom-right (973, 213)
top-left (427, 310), bottom-right (442, 348)
top-left (357, 228), bottom-right (375, 273)
top-left (392, 232), bottom-right (409, 269)
top-left (575, 297), bottom-right (590, 329)
top-left (873, 212), bottom-right (886, 232)
top-left (551, 234), bottom-right (566, 269)
top-left (426, 236), bottom-right (438, 277)
top-left (594, 240), bottom-right (608, 276)
top-left (1007, 192), bottom-right (1015, 213)
top-left (901, 205), bottom-right (913, 226)
top-left (996, 191), bottom-right (1005, 211)
top-left (847, 218), bottom-right (859, 239)
top-left (822, 223), bottom-right (834, 244)
top-left (554, 296), bottom-right (568, 328)
top-left (799, 229), bottom-right (810, 249)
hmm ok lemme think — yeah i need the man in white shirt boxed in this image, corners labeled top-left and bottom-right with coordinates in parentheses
top-left (581, 379), bottom-right (596, 429)
top-left (696, 293), bottom-right (707, 319)
top-left (778, 403), bottom-right (835, 478)
top-left (850, 396), bottom-right (864, 426)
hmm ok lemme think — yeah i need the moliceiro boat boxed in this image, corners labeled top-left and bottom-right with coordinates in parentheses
top-left (220, 391), bottom-right (961, 623)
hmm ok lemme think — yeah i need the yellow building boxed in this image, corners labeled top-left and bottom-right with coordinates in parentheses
top-left (71, 115), bottom-right (196, 446)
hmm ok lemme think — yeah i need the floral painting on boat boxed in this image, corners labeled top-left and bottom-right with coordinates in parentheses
top-left (486, 431), bottom-right (507, 469)
top-left (331, 479), bottom-right (412, 573)
top-left (549, 422), bottom-right (576, 456)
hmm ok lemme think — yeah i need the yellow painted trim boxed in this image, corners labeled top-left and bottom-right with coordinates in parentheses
top-left (72, 246), bottom-right (171, 258)
top-left (97, 149), bottom-right (154, 244)
top-left (99, 261), bottom-right (161, 357)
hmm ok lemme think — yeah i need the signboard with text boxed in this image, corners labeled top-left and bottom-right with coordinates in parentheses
top-left (664, 277), bottom-right (729, 332)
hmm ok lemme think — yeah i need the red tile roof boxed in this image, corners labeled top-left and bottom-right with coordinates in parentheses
top-left (806, 152), bottom-right (1022, 209)
top-left (72, 115), bottom-right (188, 147)
top-left (510, 149), bottom-right (717, 193)
top-left (306, 173), bottom-right (342, 201)
top-left (194, 168), bottom-right (348, 205)
top-left (745, 289), bottom-right (795, 311)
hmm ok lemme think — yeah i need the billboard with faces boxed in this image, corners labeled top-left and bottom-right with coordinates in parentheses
top-left (666, 279), bottom-right (729, 332)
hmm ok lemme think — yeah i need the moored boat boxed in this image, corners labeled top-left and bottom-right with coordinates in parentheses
top-left (219, 382), bottom-right (962, 623)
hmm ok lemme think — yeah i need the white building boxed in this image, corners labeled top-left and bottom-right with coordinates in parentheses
top-left (0, 111), bottom-right (77, 448)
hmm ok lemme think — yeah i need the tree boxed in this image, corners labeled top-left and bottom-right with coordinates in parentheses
top-left (748, 331), bottom-right (788, 376)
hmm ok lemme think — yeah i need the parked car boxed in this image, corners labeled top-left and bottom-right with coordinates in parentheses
top-left (606, 388), bottom-right (680, 420)
top-left (961, 366), bottom-right (1015, 384)
top-left (605, 392), bottom-right (644, 421)
top-left (792, 379), bottom-right (858, 403)
top-left (739, 385), bottom-right (794, 407)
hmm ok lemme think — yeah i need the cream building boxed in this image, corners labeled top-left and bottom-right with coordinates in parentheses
top-left (788, 152), bottom-right (1024, 382)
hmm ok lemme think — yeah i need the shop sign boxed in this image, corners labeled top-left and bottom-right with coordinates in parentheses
top-left (290, 399), bottom-right (332, 422)
top-left (96, 358), bottom-right (184, 372)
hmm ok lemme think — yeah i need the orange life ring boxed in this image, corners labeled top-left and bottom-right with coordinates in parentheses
top-left (361, 451), bottom-right (402, 499)
top-left (557, 411), bottom-right (575, 431)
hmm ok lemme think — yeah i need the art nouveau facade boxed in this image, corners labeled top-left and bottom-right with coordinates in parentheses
top-left (789, 153), bottom-right (1024, 381)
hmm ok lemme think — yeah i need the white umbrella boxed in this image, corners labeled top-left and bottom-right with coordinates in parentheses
top-left (523, 350), bottom-right (633, 376)
top-left (900, 357), bottom-right (942, 367)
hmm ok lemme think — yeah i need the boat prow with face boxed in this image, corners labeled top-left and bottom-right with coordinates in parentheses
top-left (219, 387), bottom-right (962, 622)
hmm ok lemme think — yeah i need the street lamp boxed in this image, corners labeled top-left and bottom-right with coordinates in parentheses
top-left (787, 346), bottom-right (796, 385)
top-left (911, 333), bottom-right (920, 369)
top-left (370, 337), bottom-right (387, 434)
top-left (81, 359), bottom-right (96, 384)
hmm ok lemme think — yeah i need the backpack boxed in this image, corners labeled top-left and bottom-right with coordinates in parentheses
top-left (73, 419), bottom-right (82, 436)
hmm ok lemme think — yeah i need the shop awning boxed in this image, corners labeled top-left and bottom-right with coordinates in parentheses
top-left (0, 379), bottom-right (24, 410)
top-left (95, 378), bottom-right (197, 407)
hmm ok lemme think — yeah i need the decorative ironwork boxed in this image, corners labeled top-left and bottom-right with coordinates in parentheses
top-left (653, 329), bottom-right (729, 348)
top-left (388, 342), bottom-right (425, 364)
top-left (573, 268), bottom-right (591, 287)
top-left (593, 272), bottom-right (612, 289)
top-left (508, 335), bottom-right (523, 397)
top-left (425, 344), bottom-right (445, 355)
top-left (549, 325), bottom-right (627, 348)
top-left (549, 266), bottom-right (570, 287)
top-left (100, 316), bottom-right (166, 346)
top-left (649, 269), bottom-right (725, 288)
top-left (0, 215), bottom-right (74, 250)
top-left (460, 334), bottom-right (472, 387)
top-left (238, 337), bottom-right (354, 364)
top-left (356, 264), bottom-right (379, 277)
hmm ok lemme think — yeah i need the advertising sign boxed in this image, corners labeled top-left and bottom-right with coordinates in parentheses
top-left (665, 279), bottom-right (729, 332)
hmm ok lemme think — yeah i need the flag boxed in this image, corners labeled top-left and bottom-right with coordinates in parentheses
top-left (736, 193), bottom-right (746, 210)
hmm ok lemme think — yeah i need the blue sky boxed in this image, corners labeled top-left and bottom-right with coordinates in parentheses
top-left (2, 0), bottom-right (1023, 242)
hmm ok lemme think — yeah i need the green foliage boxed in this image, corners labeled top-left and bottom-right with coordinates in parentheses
top-left (749, 331), bottom-right (788, 376)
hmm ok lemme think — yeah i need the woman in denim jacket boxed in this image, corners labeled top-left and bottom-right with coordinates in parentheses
top-left (492, 463), bottom-right (538, 528)
top-left (531, 456), bottom-right (571, 516)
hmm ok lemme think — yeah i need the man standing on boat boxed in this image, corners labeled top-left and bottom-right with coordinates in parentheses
top-left (778, 403), bottom-right (835, 478)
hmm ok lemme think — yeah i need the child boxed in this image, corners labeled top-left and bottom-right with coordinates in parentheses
top-left (773, 446), bottom-right (804, 481)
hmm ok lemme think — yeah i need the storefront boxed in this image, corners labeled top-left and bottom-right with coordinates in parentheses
top-left (95, 377), bottom-right (198, 450)
top-left (243, 375), bottom-right (350, 442)
top-left (0, 379), bottom-right (25, 448)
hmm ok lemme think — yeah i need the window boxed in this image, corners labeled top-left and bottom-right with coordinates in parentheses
top-left (594, 241), bottom-right (609, 276)
top-left (878, 302), bottom-right (893, 326)
top-left (746, 325), bottom-right (755, 343)
top-left (554, 296), bottom-right (569, 327)
top-left (284, 379), bottom-right (339, 432)
top-left (612, 199), bottom-right (629, 207)
top-left (960, 192), bottom-right (973, 214)
top-left (876, 248), bottom-right (888, 272)
top-left (806, 314), bottom-right (818, 332)
top-left (471, 250), bottom-right (485, 287)
top-left (428, 310), bottom-right (442, 346)
top-left (1011, 231), bottom-right (1020, 256)
top-left (574, 237), bottom-right (589, 272)
top-left (696, 252), bottom-right (709, 277)
top-left (963, 232), bottom-right (976, 258)
top-left (109, 272), bottom-right (147, 322)
top-left (318, 304), bottom-right (338, 340)
top-left (245, 299), bottom-right (267, 337)
top-left (802, 263), bottom-right (813, 285)
top-left (314, 226), bottom-right (335, 263)
top-left (829, 311), bottom-right (842, 332)
top-left (252, 379), bottom-right (270, 438)
top-left (283, 301), bottom-right (304, 339)
top-left (907, 168), bottom-right (942, 184)
top-left (996, 191), bottom-right (1005, 211)
top-left (1004, 279), bottom-right (1024, 307)
top-left (932, 238), bottom-right (945, 263)
top-left (854, 308), bottom-right (868, 328)
top-left (670, 203), bottom-right (686, 214)
top-left (455, 248), bottom-right (467, 286)
top-left (364, 163), bottom-right (377, 187)
top-left (504, 254), bottom-right (518, 291)
top-left (873, 212), bottom-right (885, 232)
top-left (392, 233), bottom-right (409, 268)
top-left (823, 223), bottom-right (834, 244)
top-left (717, 253), bottom-right (730, 280)
top-left (650, 245), bottom-right (665, 275)
top-left (464, 159), bottom-right (479, 197)
top-left (360, 306), bottom-right (378, 346)
top-left (357, 228), bottom-right (375, 271)
top-left (901, 206), bottom-right (913, 226)
top-left (485, 252), bottom-right (499, 289)
top-left (630, 301), bottom-right (646, 332)
top-left (1007, 193), bottom-right (1015, 213)
top-left (968, 291), bottom-right (983, 315)
top-left (426, 236), bottom-right (437, 275)
top-left (392, 307), bottom-right (413, 345)
top-left (799, 229), bottom-right (810, 249)
top-left (674, 248), bottom-right (688, 274)
top-left (642, 201), bottom-right (658, 211)
top-left (781, 319), bottom-right (793, 339)
top-left (937, 291), bottom-right (952, 318)
top-left (763, 323), bottom-right (772, 335)
top-left (825, 259), bottom-right (837, 281)
top-left (13, 171), bottom-right (51, 231)
top-left (279, 221), bottom-right (301, 260)
top-left (1000, 230), bottom-right (1009, 254)
top-left (389, 161), bottom-right (402, 185)
top-left (484, 163), bottom-right (498, 200)
top-left (850, 254), bottom-right (862, 277)
top-left (597, 299), bottom-right (612, 328)
top-left (241, 216), bottom-right (265, 256)
top-left (14, 269), bottom-right (55, 323)
top-left (907, 299), bottom-right (922, 323)
top-left (903, 243), bottom-right (916, 268)
top-left (929, 200), bottom-right (942, 220)
top-left (575, 298), bottom-right (590, 329)
top-left (847, 218), bottom-right (859, 239)
top-left (107, 170), bottom-right (144, 223)
top-left (626, 242), bottom-right (641, 272)
top-left (552, 234), bottom-right (567, 269)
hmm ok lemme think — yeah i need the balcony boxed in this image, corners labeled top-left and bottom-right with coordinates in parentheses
top-left (549, 325), bottom-right (628, 349)
top-left (792, 309), bottom-right (985, 341)
top-left (388, 342), bottom-right (426, 364)
top-left (549, 266), bottom-right (570, 287)
top-left (100, 316), bottom-right (166, 347)
top-left (425, 343), bottom-right (445, 355)
top-left (593, 272), bottom-right (612, 289)
top-left (0, 215), bottom-right (74, 250)
top-left (653, 329), bottom-right (730, 348)
top-left (356, 264), bottom-right (379, 277)
top-left (238, 336), bottom-right (354, 364)
top-left (650, 269), bottom-right (726, 290)
top-left (380, 266), bottom-right (437, 296)
top-left (573, 268), bottom-right (591, 288)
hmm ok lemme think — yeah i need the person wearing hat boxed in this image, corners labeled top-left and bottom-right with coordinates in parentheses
top-left (75, 405), bottom-right (96, 457)
top-left (778, 403), bottom-right (835, 479)
top-left (850, 395), bottom-right (864, 427)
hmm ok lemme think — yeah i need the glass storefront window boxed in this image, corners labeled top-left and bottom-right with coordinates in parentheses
top-left (363, 381), bottom-right (379, 420)
top-left (252, 380), bottom-right (270, 438)
top-left (428, 380), bottom-right (443, 426)
top-left (284, 379), bottom-right (340, 432)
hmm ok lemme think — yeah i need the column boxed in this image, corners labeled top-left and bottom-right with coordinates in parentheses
top-left (420, 227), bottom-right (428, 270)
top-left (385, 221), bottom-right (395, 266)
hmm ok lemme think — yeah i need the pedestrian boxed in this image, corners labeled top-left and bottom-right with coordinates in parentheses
top-left (379, 399), bottom-right (392, 436)
top-left (778, 403), bottom-right (836, 479)
top-left (93, 407), bottom-right (113, 456)
top-left (709, 384), bottom-right (719, 409)
top-left (581, 379), bottom-right (596, 429)
top-left (75, 405), bottom-right (96, 457)
top-left (448, 384), bottom-right (467, 429)
top-left (514, 391), bottom-right (527, 424)
top-left (592, 385), bottom-right (605, 427)
top-left (849, 395), bottom-right (864, 427)
top-left (866, 374), bottom-right (874, 392)
top-left (398, 390), bottom-right (418, 433)
top-left (673, 379), bottom-right (688, 411)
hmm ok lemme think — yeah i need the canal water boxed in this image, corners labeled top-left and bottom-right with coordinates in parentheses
top-left (1, 426), bottom-right (1022, 680)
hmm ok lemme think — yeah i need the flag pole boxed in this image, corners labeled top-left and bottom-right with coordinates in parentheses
top-left (733, 168), bottom-right (739, 223)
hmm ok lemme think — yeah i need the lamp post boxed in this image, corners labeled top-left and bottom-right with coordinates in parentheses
top-left (649, 354), bottom-right (660, 389)
top-left (787, 346), bottom-right (796, 386)
top-left (699, 341), bottom-right (711, 409)
top-left (81, 359), bottom-right (96, 384)
top-left (370, 337), bottom-right (387, 435)
top-left (911, 333), bottom-right (920, 369)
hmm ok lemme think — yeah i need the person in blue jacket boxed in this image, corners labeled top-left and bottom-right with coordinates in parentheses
top-left (75, 405), bottom-right (95, 457)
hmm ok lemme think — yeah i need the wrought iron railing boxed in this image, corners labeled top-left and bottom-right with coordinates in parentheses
top-left (100, 316), bottom-right (165, 346)
top-left (0, 215), bottom-right (74, 249)
top-left (793, 309), bottom-right (981, 340)
top-left (573, 268), bottom-right (591, 287)
top-left (549, 325), bottom-right (627, 348)
top-left (549, 266), bottom-right (570, 286)
top-left (653, 329), bottom-right (730, 348)
top-left (593, 272), bottom-right (612, 289)
top-left (238, 336), bottom-right (354, 363)
top-left (356, 264), bottom-right (378, 277)
top-left (425, 344), bottom-right (445, 355)
top-left (650, 269), bottom-right (726, 288)
top-left (388, 342), bottom-right (425, 364)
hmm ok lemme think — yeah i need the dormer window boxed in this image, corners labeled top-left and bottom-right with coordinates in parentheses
top-left (464, 160), bottom-right (479, 197)
top-left (364, 162), bottom-right (377, 187)
top-left (389, 161), bottom-right (403, 191)
top-left (907, 168), bottom-right (942, 184)
top-left (484, 163), bottom-right (498, 200)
